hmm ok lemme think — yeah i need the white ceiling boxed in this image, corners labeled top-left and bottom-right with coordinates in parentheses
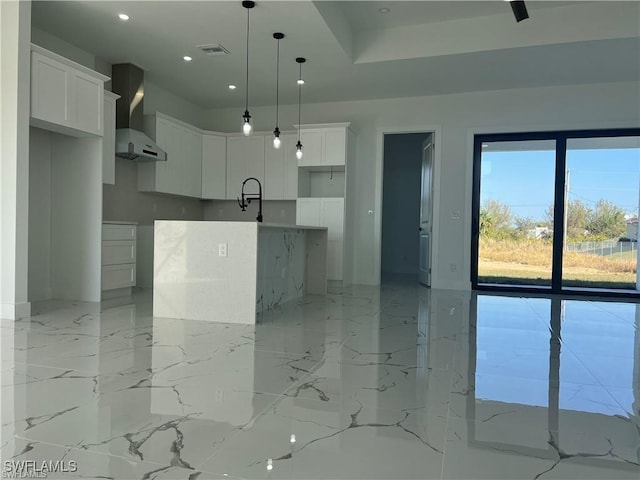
top-left (334, 1), bottom-right (585, 31)
top-left (31, 1), bottom-right (640, 109)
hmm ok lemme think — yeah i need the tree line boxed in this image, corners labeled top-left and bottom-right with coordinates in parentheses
top-left (480, 199), bottom-right (629, 241)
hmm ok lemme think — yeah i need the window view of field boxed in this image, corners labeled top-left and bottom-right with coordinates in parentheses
top-left (479, 199), bottom-right (637, 289)
top-left (478, 137), bottom-right (640, 290)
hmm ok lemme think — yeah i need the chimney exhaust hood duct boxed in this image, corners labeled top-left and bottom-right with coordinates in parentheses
top-left (112, 63), bottom-right (166, 161)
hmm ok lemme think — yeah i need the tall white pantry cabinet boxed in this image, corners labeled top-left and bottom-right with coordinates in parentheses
top-left (296, 123), bottom-right (355, 283)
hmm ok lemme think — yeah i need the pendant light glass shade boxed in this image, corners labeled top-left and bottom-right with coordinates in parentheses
top-left (241, 1), bottom-right (255, 135)
top-left (272, 33), bottom-right (284, 148)
top-left (295, 57), bottom-right (305, 160)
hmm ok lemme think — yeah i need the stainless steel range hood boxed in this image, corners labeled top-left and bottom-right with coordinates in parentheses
top-left (112, 63), bottom-right (166, 161)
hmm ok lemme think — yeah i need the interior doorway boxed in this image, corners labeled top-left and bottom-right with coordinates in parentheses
top-left (381, 132), bottom-right (433, 284)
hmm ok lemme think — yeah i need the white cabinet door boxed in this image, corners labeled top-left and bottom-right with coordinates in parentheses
top-left (226, 137), bottom-right (246, 200)
top-left (326, 240), bottom-right (343, 281)
top-left (265, 139), bottom-right (285, 200)
top-left (74, 71), bottom-right (104, 136)
top-left (102, 93), bottom-right (116, 185)
top-left (296, 198), bottom-right (321, 226)
top-left (157, 118), bottom-right (180, 195)
top-left (246, 135), bottom-right (266, 185)
top-left (298, 129), bottom-right (322, 167)
top-left (202, 134), bottom-right (227, 199)
top-left (31, 51), bottom-right (72, 127)
top-left (226, 135), bottom-right (265, 200)
top-left (265, 134), bottom-right (298, 200)
top-left (322, 128), bottom-right (346, 166)
top-left (320, 198), bottom-right (345, 240)
top-left (320, 198), bottom-right (344, 280)
top-left (283, 134), bottom-right (299, 200)
top-left (182, 127), bottom-right (202, 198)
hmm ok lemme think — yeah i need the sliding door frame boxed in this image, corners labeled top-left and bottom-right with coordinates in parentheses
top-left (471, 127), bottom-right (640, 298)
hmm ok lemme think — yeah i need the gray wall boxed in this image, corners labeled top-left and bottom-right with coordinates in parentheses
top-left (381, 133), bottom-right (428, 275)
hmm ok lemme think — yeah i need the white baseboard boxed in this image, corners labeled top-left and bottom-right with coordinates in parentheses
top-left (431, 279), bottom-right (472, 291)
top-left (0, 301), bottom-right (32, 320)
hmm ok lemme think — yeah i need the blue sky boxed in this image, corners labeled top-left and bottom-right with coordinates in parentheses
top-left (481, 148), bottom-right (640, 221)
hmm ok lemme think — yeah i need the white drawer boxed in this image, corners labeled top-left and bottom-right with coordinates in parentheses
top-left (102, 264), bottom-right (136, 291)
top-left (102, 241), bottom-right (136, 266)
top-left (103, 224), bottom-right (137, 241)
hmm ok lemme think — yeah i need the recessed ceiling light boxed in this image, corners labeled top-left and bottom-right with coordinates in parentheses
top-left (118, 13), bottom-right (129, 21)
top-left (228, 84), bottom-right (237, 90)
top-left (297, 79), bottom-right (305, 85)
top-left (183, 56), bottom-right (193, 62)
top-left (378, 7), bottom-right (390, 14)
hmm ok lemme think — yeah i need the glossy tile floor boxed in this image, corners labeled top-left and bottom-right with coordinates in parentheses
top-left (1, 280), bottom-right (639, 479)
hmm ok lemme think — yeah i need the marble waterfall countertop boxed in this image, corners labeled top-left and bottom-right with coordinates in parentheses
top-left (153, 221), bottom-right (328, 324)
top-left (256, 222), bottom-right (328, 230)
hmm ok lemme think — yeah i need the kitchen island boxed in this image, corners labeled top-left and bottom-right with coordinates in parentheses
top-left (153, 221), bottom-right (327, 324)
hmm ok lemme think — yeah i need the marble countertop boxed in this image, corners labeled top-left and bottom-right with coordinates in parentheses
top-left (258, 222), bottom-right (327, 230)
top-left (153, 220), bottom-right (327, 230)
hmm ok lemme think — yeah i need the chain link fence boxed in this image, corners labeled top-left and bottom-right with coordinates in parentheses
top-left (565, 239), bottom-right (637, 256)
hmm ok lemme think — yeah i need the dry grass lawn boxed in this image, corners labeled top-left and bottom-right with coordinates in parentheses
top-left (478, 239), bottom-right (636, 288)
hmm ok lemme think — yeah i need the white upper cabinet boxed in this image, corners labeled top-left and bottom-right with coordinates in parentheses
top-left (102, 91), bottom-right (119, 185)
top-left (225, 135), bottom-right (265, 200)
top-left (265, 133), bottom-right (298, 200)
top-left (30, 44), bottom-right (108, 137)
top-left (202, 134), bottom-right (227, 200)
top-left (297, 124), bottom-right (349, 167)
top-left (138, 113), bottom-right (202, 198)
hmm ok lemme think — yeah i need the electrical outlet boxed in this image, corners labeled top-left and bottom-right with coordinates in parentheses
top-left (280, 209), bottom-right (286, 218)
top-left (450, 263), bottom-right (457, 272)
top-left (218, 243), bottom-right (227, 257)
top-left (449, 307), bottom-right (456, 316)
top-left (452, 211), bottom-right (461, 220)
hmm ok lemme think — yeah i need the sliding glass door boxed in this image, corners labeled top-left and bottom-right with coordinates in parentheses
top-left (472, 129), bottom-right (640, 295)
top-left (562, 137), bottom-right (640, 290)
top-left (476, 140), bottom-right (556, 287)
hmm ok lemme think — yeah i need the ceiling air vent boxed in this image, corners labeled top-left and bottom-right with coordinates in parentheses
top-left (198, 44), bottom-right (230, 56)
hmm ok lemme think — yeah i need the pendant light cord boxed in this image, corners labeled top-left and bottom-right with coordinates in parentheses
top-left (245, 7), bottom-right (250, 112)
top-left (275, 38), bottom-right (280, 127)
top-left (297, 62), bottom-right (302, 141)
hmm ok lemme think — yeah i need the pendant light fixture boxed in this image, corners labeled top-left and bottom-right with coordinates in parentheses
top-left (241, 0), bottom-right (255, 135)
top-left (272, 32), bottom-right (284, 149)
top-left (295, 57), bottom-right (306, 160)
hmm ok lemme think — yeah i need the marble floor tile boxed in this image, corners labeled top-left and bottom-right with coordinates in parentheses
top-left (1, 439), bottom-right (229, 479)
top-left (199, 395), bottom-right (446, 479)
top-left (1, 283), bottom-right (639, 479)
